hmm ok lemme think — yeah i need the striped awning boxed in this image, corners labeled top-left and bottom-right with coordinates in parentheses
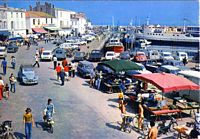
top-left (32, 28), bottom-right (47, 34)
top-left (43, 26), bottom-right (60, 31)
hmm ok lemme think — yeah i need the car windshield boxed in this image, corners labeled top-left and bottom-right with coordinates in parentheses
top-left (85, 64), bottom-right (94, 69)
top-left (164, 54), bottom-right (171, 56)
top-left (137, 53), bottom-right (144, 56)
top-left (0, 49), bottom-right (5, 52)
top-left (107, 53), bottom-right (114, 56)
top-left (75, 52), bottom-right (84, 56)
top-left (56, 50), bottom-right (63, 54)
top-left (43, 52), bottom-right (50, 55)
top-left (175, 61), bottom-right (184, 66)
top-left (180, 54), bottom-right (186, 57)
top-left (23, 68), bottom-right (33, 72)
top-left (92, 50), bottom-right (100, 53)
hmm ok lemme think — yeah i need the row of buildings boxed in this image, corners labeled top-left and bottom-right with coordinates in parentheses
top-left (0, 2), bottom-right (90, 39)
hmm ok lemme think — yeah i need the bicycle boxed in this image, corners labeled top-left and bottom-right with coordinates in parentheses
top-left (120, 113), bottom-right (149, 135)
top-left (0, 121), bottom-right (16, 139)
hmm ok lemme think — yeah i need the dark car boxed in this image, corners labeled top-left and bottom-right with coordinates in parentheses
top-left (52, 47), bottom-right (66, 60)
top-left (96, 64), bottom-right (114, 74)
top-left (119, 51), bottom-right (130, 60)
top-left (156, 65), bottom-right (181, 75)
top-left (74, 51), bottom-right (86, 62)
top-left (77, 61), bottom-right (95, 78)
top-left (88, 50), bottom-right (102, 62)
top-left (162, 60), bottom-right (190, 71)
top-left (7, 44), bottom-right (18, 53)
top-left (18, 64), bottom-right (38, 85)
top-left (144, 59), bottom-right (162, 73)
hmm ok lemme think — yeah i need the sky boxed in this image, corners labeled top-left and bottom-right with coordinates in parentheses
top-left (1, 0), bottom-right (199, 26)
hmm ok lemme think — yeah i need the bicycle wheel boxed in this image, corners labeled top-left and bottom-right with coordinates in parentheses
top-left (3, 133), bottom-right (16, 139)
top-left (132, 116), bottom-right (139, 129)
top-left (49, 125), bottom-right (53, 134)
top-left (142, 123), bottom-right (149, 136)
top-left (125, 124), bottom-right (132, 133)
top-left (169, 122), bottom-right (178, 133)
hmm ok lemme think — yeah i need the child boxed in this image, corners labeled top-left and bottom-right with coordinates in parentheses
top-left (4, 83), bottom-right (9, 100)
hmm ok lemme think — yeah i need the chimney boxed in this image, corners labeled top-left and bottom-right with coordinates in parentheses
top-left (3, 3), bottom-right (7, 8)
top-left (29, 6), bottom-right (32, 11)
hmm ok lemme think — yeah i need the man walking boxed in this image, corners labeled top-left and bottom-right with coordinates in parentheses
top-left (60, 69), bottom-right (66, 86)
top-left (33, 54), bottom-right (40, 68)
top-left (1, 58), bottom-right (7, 75)
top-left (53, 55), bottom-right (57, 70)
top-left (23, 108), bottom-right (35, 139)
top-left (9, 73), bottom-right (16, 93)
top-left (55, 63), bottom-right (61, 80)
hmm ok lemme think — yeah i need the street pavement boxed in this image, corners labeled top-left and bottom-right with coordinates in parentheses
top-left (0, 37), bottom-right (194, 139)
top-left (0, 38), bottom-right (136, 139)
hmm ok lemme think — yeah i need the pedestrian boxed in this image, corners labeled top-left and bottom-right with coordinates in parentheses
top-left (33, 54), bottom-right (40, 68)
top-left (3, 83), bottom-right (9, 100)
top-left (183, 56), bottom-right (187, 66)
top-left (71, 62), bottom-right (76, 78)
top-left (68, 63), bottom-right (72, 77)
top-left (53, 55), bottom-right (57, 70)
top-left (11, 56), bottom-right (16, 69)
top-left (120, 101), bottom-right (127, 131)
top-left (43, 99), bottom-right (55, 121)
top-left (64, 65), bottom-right (69, 81)
top-left (23, 108), bottom-right (35, 139)
top-left (62, 58), bottom-right (68, 67)
top-left (148, 121), bottom-right (158, 139)
top-left (0, 76), bottom-right (4, 100)
top-left (97, 71), bottom-right (102, 90)
top-left (138, 102), bottom-right (144, 129)
top-left (55, 63), bottom-right (61, 80)
top-left (1, 58), bottom-right (7, 75)
top-left (9, 73), bottom-right (16, 93)
top-left (60, 69), bottom-right (66, 86)
top-left (35, 48), bottom-right (39, 56)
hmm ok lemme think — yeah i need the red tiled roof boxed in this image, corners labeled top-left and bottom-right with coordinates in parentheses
top-left (26, 11), bottom-right (54, 18)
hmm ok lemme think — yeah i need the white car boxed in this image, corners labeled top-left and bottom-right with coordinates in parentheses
top-left (60, 43), bottom-right (79, 49)
top-left (160, 52), bottom-right (174, 60)
top-left (40, 50), bottom-right (53, 61)
top-left (0, 47), bottom-right (7, 58)
top-left (105, 51), bottom-right (116, 60)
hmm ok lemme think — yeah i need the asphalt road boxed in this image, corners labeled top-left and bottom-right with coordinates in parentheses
top-left (0, 39), bottom-right (135, 139)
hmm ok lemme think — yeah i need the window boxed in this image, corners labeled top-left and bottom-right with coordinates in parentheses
top-left (46, 18), bottom-right (48, 24)
top-left (33, 19), bottom-right (35, 25)
top-left (16, 12), bottom-right (18, 18)
top-left (11, 12), bottom-right (13, 18)
top-left (38, 19), bottom-right (40, 25)
top-left (11, 21), bottom-right (14, 29)
top-left (3, 21), bottom-right (6, 28)
top-left (51, 18), bottom-right (53, 24)
top-left (21, 13), bottom-right (23, 18)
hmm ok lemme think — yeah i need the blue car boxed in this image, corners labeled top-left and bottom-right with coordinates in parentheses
top-left (18, 64), bottom-right (38, 85)
top-left (77, 61), bottom-right (95, 78)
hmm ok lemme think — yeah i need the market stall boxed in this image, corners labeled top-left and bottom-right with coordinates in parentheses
top-left (132, 73), bottom-right (200, 120)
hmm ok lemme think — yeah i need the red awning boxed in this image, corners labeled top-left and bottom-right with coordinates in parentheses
top-left (133, 73), bottom-right (200, 93)
top-left (32, 28), bottom-right (47, 34)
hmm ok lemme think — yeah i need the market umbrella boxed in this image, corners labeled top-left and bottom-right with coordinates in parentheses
top-left (133, 73), bottom-right (200, 93)
top-left (99, 59), bottom-right (142, 72)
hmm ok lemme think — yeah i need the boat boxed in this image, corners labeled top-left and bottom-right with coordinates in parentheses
top-left (135, 39), bottom-right (151, 49)
top-left (135, 25), bottom-right (200, 47)
top-left (105, 37), bottom-right (124, 57)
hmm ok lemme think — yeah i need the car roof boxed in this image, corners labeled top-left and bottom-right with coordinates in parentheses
top-left (20, 64), bottom-right (33, 69)
top-left (0, 47), bottom-right (6, 49)
top-left (164, 59), bottom-right (180, 63)
top-left (79, 60), bottom-right (93, 65)
top-left (161, 65), bottom-right (180, 70)
top-left (43, 50), bottom-right (52, 53)
top-left (178, 70), bottom-right (200, 79)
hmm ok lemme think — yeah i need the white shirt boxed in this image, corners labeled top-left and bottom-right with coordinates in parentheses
top-left (35, 55), bottom-right (39, 62)
top-left (0, 80), bottom-right (4, 86)
top-left (53, 57), bottom-right (57, 62)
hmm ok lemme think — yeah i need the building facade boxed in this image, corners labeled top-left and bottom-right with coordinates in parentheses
top-left (0, 4), bottom-right (26, 37)
top-left (25, 11), bottom-right (56, 34)
top-left (71, 13), bottom-right (87, 35)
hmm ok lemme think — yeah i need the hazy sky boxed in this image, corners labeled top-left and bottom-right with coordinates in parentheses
top-left (1, 1), bottom-right (199, 26)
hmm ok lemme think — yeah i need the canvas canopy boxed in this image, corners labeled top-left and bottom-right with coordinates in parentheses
top-left (133, 73), bottom-right (200, 93)
top-left (99, 59), bottom-right (142, 72)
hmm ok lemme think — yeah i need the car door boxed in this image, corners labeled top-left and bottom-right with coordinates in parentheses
top-left (77, 63), bottom-right (83, 74)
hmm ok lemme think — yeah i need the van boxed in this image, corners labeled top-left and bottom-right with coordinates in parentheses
top-left (105, 51), bottom-right (116, 60)
top-left (0, 47), bottom-right (7, 58)
top-left (174, 52), bottom-right (188, 61)
top-left (148, 50), bottom-right (160, 60)
top-left (178, 71), bottom-right (200, 103)
top-left (160, 52), bottom-right (174, 60)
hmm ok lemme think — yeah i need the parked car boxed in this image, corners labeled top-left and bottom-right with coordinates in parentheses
top-left (162, 60), bottom-right (190, 71)
top-left (174, 52), bottom-right (188, 61)
top-left (160, 52), bottom-right (174, 60)
top-left (156, 65), bottom-right (181, 75)
top-left (77, 61), bottom-right (95, 78)
top-left (74, 51), bottom-right (86, 62)
top-left (7, 44), bottom-right (18, 53)
top-left (144, 59), bottom-right (163, 73)
top-left (40, 50), bottom-right (53, 61)
top-left (88, 50), bottom-right (102, 62)
top-left (133, 52), bottom-right (147, 62)
top-left (147, 50), bottom-right (160, 60)
top-left (52, 47), bottom-right (66, 60)
top-left (105, 51), bottom-right (116, 60)
top-left (119, 51), bottom-right (130, 60)
top-left (0, 47), bottom-right (7, 58)
top-left (18, 64), bottom-right (38, 85)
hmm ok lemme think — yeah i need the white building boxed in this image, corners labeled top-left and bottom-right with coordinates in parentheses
top-left (54, 8), bottom-right (76, 35)
top-left (25, 11), bottom-right (56, 34)
top-left (0, 4), bottom-right (26, 37)
top-left (71, 13), bottom-right (87, 35)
